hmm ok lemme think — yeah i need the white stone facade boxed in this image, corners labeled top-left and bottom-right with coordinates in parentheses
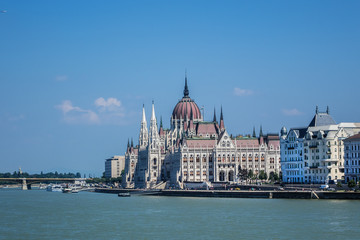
top-left (344, 133), bottom-right (360, 183)
top-left (281, 107), bottom-right (360, 184)
top-left (280, 127), bottom-right (305, 183)
top-left (122, 77), bottom-right (281, 189)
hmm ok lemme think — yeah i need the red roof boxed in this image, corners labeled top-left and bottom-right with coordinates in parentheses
top-left (344, 133), bottom-right (360, 141)
top-left (172, 97), bottom-right (201, 120)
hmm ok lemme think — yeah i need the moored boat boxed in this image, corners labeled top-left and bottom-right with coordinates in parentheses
top-left (118, 192), bottom-right (131, 197)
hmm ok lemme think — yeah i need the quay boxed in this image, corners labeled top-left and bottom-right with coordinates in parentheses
top-left (95, 188), bottom-right (360, 200)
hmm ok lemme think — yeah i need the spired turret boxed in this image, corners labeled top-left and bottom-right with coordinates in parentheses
top-left (149, 101), bottom-right (160, 149)
top-left (281, 126), bottom-right (287, 137)
top-left (139, 104), bottom-right (148, 147)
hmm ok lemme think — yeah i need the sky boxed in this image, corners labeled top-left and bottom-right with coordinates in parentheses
top-left (1, 0), bottom-right (359, 176)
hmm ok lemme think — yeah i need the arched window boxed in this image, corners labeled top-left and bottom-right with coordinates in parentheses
top-left (153, 158), bottom-right (157, 165)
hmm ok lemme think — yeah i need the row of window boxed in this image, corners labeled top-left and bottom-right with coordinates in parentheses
top-left (345, 160), bottom-right (360, 166)
top-left (346, 168), bottom-right (360, 174)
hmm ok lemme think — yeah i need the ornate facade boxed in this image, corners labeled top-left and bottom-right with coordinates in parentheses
top-left (281, 107), bottom-right (360, 184)
top-left (122, 77), bottom-right (281, 189)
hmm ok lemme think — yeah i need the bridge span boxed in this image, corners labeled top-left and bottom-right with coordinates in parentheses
top-left (0, 178), bottom-right (87, 190)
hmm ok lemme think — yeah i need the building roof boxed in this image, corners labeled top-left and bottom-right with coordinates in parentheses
top-left (172, 77), bottom-right (202, 120)
top-left (308, 112), bottom-right (336, 127)
top-left (289, 127), bottom-right (308, 138)
top-left (184, 139), bottom-right (217, 148)
top-left (196, 122), bottom-right (219, 135)
top-left (344, 133), bottom-right (360, 142)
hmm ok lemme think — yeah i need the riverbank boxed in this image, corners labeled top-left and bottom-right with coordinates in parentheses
top-left (95, 188), bottom-right (360, 200)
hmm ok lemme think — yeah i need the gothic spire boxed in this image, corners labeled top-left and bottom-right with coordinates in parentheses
top-left (151, 100), bottom-right (156, 121)
top-left (160, 116), bottom-right (163, 128)
top-left (316, 106), bottom-right (318, 114)
top-left (260, 125), bottom-right (263, 137)
top-left (220, 106), bottom-right (224, 121)
top-left (220, 106), bottom-right (225, 131)
top-left (326, 106), bottom-right (329, 114)
top-left (213, 108), bottom-right (217, 122)
top-left (183, 73), bottom-right (189, 97)
top-left (127, 139), bottom-right (130, 149)
top-left (142, 104), bottom-right (146, 123)
top-left (139, 104), bottom-right (148, 147)
top-left (252, 126), bottom-right (256, 138)
top-left (131, 138), bottom-right (134, 148)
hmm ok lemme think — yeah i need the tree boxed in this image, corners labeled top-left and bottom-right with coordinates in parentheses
top-left (337, 181), bottom-right (342, 188)
top-left (348, 180), bottom-right (356, 189)
top-left (238, 168), bottom-right (248, 181)
top-left (259, 170), bottom-right (266, 180)
top-left (248, 170), bottom-right (253, 179)
top-left (273, 172), bottom-right (279, 181)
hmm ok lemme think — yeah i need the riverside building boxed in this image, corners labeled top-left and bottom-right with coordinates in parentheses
top-left (122, 77), bottom-right (281, 189)
top-left (344, 133), bottom-right (360, 183)
top-left (281, 107), bottom-right (360, 184)
top-left (104, 155), bottom-right (125, 178)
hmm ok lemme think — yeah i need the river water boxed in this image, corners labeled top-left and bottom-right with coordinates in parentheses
top-left (1, 189), bottom-right (360, 239)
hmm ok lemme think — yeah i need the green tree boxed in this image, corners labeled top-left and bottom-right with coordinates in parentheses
top-left (258, 170), bottom-right (266, 180)
top-left (348, 180), bottom-right (356, 188)
top-left (337, 181), bottom-right (342, 188)
top-left (248, 170), bottom-right (253, 179)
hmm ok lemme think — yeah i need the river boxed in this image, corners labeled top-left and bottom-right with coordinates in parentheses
top-left (1, 189), bottom-right (360, 239)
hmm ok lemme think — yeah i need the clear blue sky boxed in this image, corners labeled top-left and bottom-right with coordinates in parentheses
top-left (1, 1), bottom-right (359, 176)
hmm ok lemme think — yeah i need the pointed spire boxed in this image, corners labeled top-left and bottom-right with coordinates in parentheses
top-left (139, 104), bottom-right (148, 147)
top-left (213, 108), bottom-right (217, 122)
top-left (160, 116), bottom-right (163, 128)
top-left (220, 106), bottom-right (224, 121)
top-left (183, 72), bottom-right (189, 97)
top-left (252, 127), bottom-right (256, 138)
top-left (131, 138), bottom-right (134, 148)
top-left (149, 100), bottom-right (159, 149)
top-left (316, 106), bottom-right (318, 114)
top-left (219, 106), bottom-right (225, 131)
top-left (127, 139), bottom-right (130, 149)
top-left (326, 106), bottom-right (329, 114)
top-left (142, 104), bottom-right (146, 123)
top-left (260, 125), bottom-right (263, 137)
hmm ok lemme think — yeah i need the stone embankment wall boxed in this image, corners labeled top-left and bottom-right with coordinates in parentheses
top-left (95, 188), bottom-right (360, 200)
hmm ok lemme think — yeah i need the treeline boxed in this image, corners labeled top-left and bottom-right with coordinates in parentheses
top-left (0, 171), bottom-right (82, 178)
top-left (238, 169), bottom-right (281, 182)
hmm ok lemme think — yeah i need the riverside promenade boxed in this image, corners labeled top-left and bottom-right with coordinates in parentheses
top-left (95, 188), bottom-right (360, 200)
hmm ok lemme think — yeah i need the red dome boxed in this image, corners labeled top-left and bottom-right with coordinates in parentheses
top-left (172, 97), bottom-right (202, 120)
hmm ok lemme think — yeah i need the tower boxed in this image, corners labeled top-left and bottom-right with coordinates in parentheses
top-left (149, 101), bottom-right (160, 149)
top-left (219, 106), bottom-right (225, 132)
top-left (139, 104), bottom-right (148, 147)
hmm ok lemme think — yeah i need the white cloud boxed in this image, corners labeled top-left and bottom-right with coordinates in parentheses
top-left (282, 108), bottom-right (303, 116)
top-left (55, 75), bottom-right (68, 81)
top-left (234, 87), bottom-right (254, 96)
top-left (56, 97), bottom-right (126, 125)
top-left (56, 100), bottom-right (99, 124)
top-left (95, 97), bottom-right (121, 109)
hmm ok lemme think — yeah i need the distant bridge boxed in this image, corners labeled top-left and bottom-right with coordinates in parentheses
top-left (0, 178), bottom-right (87, 190)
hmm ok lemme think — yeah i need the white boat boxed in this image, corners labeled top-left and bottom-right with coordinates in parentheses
top-left (118, 192), bottom-right (131, 197)
top-left (62, 188), bottom-right (72, 193)
top-left (46, 184), bottom-right (63, 192)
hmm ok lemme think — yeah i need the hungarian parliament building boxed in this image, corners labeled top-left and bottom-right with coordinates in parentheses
top-left (122, 77), bottom-right (281, 189)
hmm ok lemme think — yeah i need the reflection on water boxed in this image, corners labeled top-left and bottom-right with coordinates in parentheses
top-left (1, 189), bottom-right (360, 240)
